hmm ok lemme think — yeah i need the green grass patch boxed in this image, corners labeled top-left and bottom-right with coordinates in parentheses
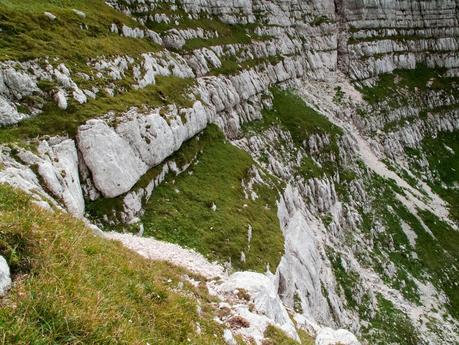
top-left (295, 156), bottom-right (323, 180)
top-left (363, 294), bottom-right (419, 345)
top-left (0, 0), bottom-right (161, 62)
top-left (414, 210), bottom-right (459, 319)
top-left (182, 21), bottom-right (254, 50)
top-left (263, 325), bottom-right (314, 345)
top-left (86, 129), bottom-right (208, 227)
top-left (243, 88), bottom-right (342, 145)
top-left (327, 248), bottom-right (360, 310)
top-left (409, 132), bottom-right (459, 222)
top-left (0, 183), bottom-right (228, 344)
top-left (359, 65), bottom-right (459, 105)
top-left (210, 55), bottom-right (283, 76)
top-left (364, 173), bottom-right (459, 318)
top-left (141, 125), bottom-right (284, 272)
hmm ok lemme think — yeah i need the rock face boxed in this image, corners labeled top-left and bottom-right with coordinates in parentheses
top-left (0, 0), bottom-right (458, 344)
top-left (0, 256), bottom-right (11, 296)
top-left (77, 101), bottom-right (208, 198)
top-left (341, 0), bottom-right (459, 84)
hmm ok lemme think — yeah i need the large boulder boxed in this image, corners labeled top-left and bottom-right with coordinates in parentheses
top-left (77, 119), bottom-right (149, 198)
top-left (162, 30), bottom-right (186, 50)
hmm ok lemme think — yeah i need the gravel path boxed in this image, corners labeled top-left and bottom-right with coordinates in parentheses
top-left (104, 231), bottom-right (225, 279)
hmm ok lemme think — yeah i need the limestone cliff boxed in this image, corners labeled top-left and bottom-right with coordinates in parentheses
top-left (0, 1), bottom-right (458, 344)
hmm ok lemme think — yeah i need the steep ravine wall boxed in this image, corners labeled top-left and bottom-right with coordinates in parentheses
top-left (0, 1), bottom-right (458, 344)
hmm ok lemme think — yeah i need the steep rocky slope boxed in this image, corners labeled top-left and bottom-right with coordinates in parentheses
top-left (0, 0), bottom-right (458, 344)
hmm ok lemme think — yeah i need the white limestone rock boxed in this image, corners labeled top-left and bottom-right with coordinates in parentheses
top-left (44, 12), bottom-right (57, 20)
top-left (223, 329), bottom-right (237, 345)
top-left (72, 9), bottom-right (86, 18)
top-left (0, 96), bottom-right (27, 126)
top-left (37, 139), bottom-right (85, 217)
top-left (54, 89), bottom-right (68, 110)
top-left (162, 30), bottom-right (186, 50)
top-left (1, 67), bottom-right (38, 99)
top-left (77, 119), bottom-right (149, 198)
top-left (315, 327), bottom-right (360, 345)
top-left (77, 101), bottom-right (208, 199)
top-left (0, 256), bottom-right (11, 296)
top-left (219, 271), bottom-right (299, 341)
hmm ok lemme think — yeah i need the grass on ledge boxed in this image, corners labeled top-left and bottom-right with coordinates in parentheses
top-left (141, 125), bottom-right (285, 272)
top-left (359, 65), bottom-right (459, 105)
top-left (0, 76), bottom-right (195, 144)
top-left (0, 184), bottom-right (228, 344)
top-left (263, 325), bottom-right (314, 345)
top-left (243, 88), bottom-right (342, 147)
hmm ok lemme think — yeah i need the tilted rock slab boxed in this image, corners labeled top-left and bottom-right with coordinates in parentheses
top-left (77, 101), bottom-right (209, 198)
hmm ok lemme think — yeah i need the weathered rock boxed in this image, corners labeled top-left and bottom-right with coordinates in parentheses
top-left (0, 96), bottom-right (27, 126)
top-left (44, 11), bottom-right (56, 20)
top-left (37, 139), bottom-right (85, 217)
top-left (54, 89), bottom-right (68, 110)
top-left (0, 256), bottom-right (11, 296)
top-left (72, 9), bottom-right (86, 18)
top-left (162, 30), bottom-right (186, 50)
top-left (220, 271), bottom-right (299, 341)
top-left (315, 327), bottom-right (360, 345)
top-left (77, 119), bottom-right (149, 198)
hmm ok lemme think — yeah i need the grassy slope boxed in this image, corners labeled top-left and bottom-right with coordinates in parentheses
top-left (0, 0), bottom-right (160, 62)
top-left (244, 88), bottom-right (342, 145)
top-left (358, 65), bottom-right (459, 220)
top-left (0, 0), bottom-right (199, 144)
top-left (0, 184), bottom-right (228, 344)
top-left (141, 125), bottom-right (285, 272)
top-left (406, 132), bottom-right (459, 222)
top-left (263, 325), bottom-right (314, 345)
top-left (355, 174), bottom-right (459, 343)
top-left (243, 88), bottom-right (344, 182)
top-left (359, 65), bottom-right (459, 105)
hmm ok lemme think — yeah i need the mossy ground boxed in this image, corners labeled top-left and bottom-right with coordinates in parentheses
top-left (0, 184), bottom-right (229, 344)
top-left (141, 125), bottom-right (285, 272)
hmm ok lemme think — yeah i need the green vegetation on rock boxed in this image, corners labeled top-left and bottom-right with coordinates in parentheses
top-left (263, 325), bottom-right (314, 345)
top-left (363, 294), bottom-right (420, 345)
top-left (141, 125), bottom-right (285, 272)
top-left (406, 132), bottom-right (459, 222)
top-left (0, 76), bottom-right (195, 144)
top-left (359, 65), bottom-right (459, 105)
